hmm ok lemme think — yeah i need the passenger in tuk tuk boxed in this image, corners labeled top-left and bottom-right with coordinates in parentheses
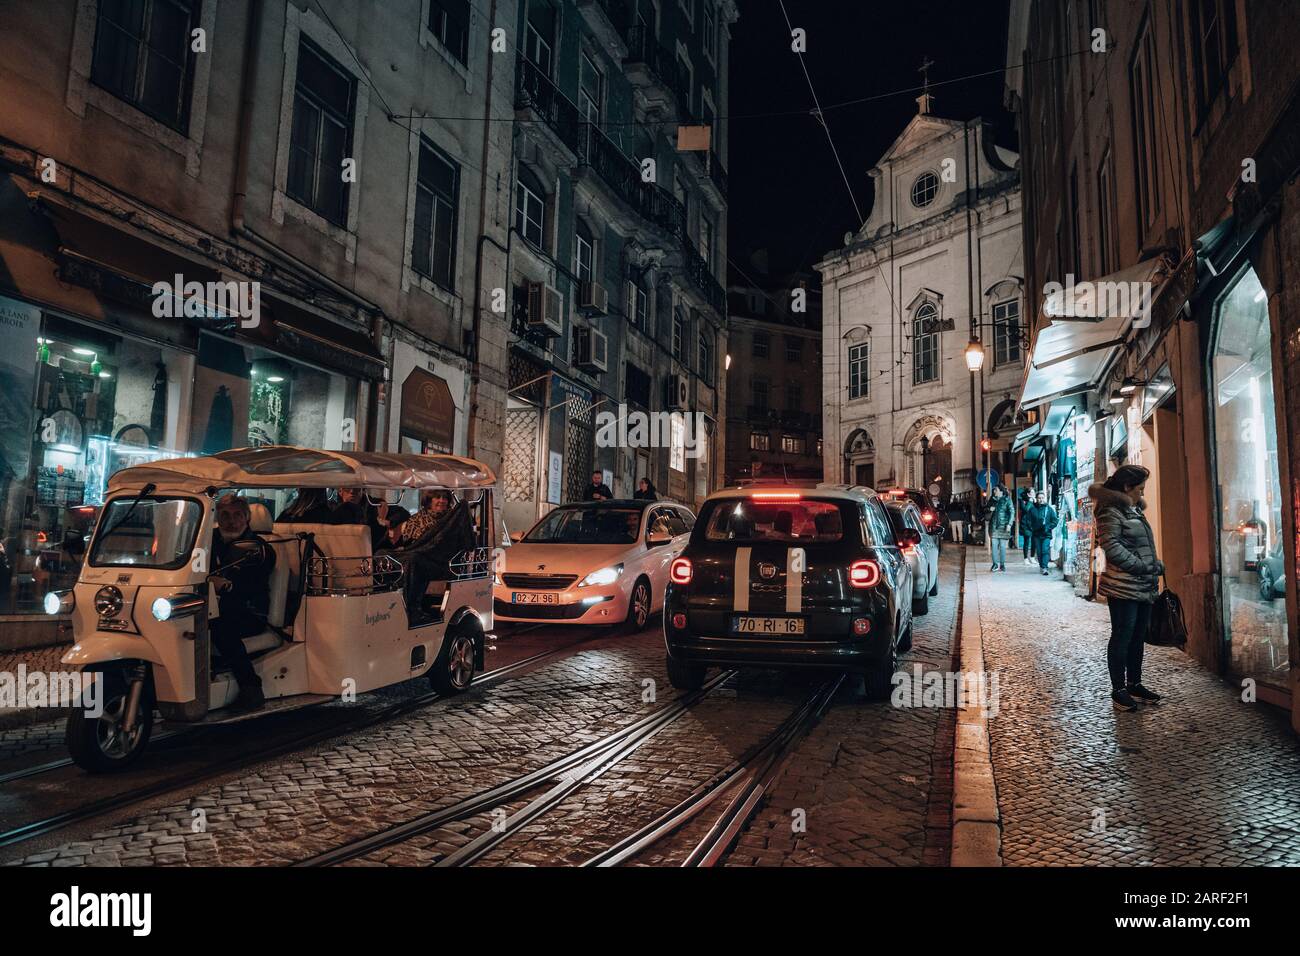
top-left (373, 506), bottom-right (410, 553)
top-left (401, 490), bottom-right (452, 543)
top-left (403, 492), bottom-right (475, 623)
top-left (211, 495), bottom-right (276, 712)
top-left (333, 486), bottom-right (382, 536)
top-left (276, 487), bottom-right (335, 524)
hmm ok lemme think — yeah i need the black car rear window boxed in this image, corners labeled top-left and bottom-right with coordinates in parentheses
top-left (702, 498), bottom-right (848, 543)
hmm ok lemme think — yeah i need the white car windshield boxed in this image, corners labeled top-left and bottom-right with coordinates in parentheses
top-left (525, 507), bottom-right (641, 545)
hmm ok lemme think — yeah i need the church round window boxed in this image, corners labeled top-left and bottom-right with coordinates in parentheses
top-left (911, 171), bottom-right (939, 207)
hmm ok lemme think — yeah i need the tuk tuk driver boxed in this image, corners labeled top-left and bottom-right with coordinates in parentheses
top-left (210, 494), bottom-right (276, 713)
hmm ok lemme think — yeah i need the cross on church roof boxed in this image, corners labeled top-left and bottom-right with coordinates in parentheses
top-left (917, 55), bottom-right (936, 115)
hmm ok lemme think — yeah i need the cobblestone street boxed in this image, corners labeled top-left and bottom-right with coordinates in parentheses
top-left (0, 553), bottom-right (964, 868)
top-left (975, 556), bottom-right (1300, 866)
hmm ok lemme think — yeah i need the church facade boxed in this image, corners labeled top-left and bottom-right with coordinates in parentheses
top-left (817, 100), bottom-right (1025, 498)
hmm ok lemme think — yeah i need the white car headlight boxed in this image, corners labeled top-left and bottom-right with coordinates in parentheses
top-left (578, 563), bottom-right (624, 587)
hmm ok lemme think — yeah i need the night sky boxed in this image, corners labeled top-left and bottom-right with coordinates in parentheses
top-left (727, 0), bottom-right (1014, 284)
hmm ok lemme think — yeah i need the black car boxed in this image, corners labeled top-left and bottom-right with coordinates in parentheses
top-left (883, 487), bottom-right (947, 542)
top-left (663, 485), bottom-right (914, 699)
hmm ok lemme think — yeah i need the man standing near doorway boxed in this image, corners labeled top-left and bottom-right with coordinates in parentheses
top-left (1024, 491), bottom-right (1059, 576)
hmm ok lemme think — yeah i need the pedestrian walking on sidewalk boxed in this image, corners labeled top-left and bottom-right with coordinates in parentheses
top-left (1023, 492), bottom-right (1058, 575)
top-left (1091, 464), bottom-right (1164, 712)
top-left (1017, 488), bottom-right (1034, 564)
top-left (947, 499), bottom-right (968, 543)
top-left (987, 484), bottom-right (1014, 571)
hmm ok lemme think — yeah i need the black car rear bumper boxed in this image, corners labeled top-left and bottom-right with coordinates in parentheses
top-left (665, 627), bottom-right (892, 672)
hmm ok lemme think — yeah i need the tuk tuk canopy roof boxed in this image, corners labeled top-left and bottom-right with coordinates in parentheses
top-left (105, 446), bottom-right (496, 494)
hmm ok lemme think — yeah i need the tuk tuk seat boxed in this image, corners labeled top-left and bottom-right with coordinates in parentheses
top-left (248, 504), bottom-right (292, 641)
top-left (270, 523), bottom-right (374, 595)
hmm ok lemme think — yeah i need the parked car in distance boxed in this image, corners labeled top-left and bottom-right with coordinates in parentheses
top-left (663, 484), bottom-right (913, 699)
top-left (883, 487), bottom-right (947, 542)
top-left (1259, 544), bottom-right (1287, 602)
top-left (494, 500), bottom-right (693, 632)
top-left (882, 498), bottom-right (940, 615)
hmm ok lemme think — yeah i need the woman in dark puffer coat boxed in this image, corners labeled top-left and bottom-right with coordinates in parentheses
top-left (1090, 464), bottom-right (1164, 712)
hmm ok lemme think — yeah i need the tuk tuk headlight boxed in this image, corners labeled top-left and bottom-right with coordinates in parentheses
top-left (152, 593), bottom-right (204, 622)
top-left (43, 590), bottom-right (74, 616)
top-left (578, 563), bottom-right (623, 587)
top-left (94, 585), bottom-right (123, 616)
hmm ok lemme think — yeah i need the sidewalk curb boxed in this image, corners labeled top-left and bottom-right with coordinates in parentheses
top-left (950, 554), bottom-right (1002, 867)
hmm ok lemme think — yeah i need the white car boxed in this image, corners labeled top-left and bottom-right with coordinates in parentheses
top-left (883, 498), bottom-right (940, 615)
top-left (494, 500), bottom-right (694, 630)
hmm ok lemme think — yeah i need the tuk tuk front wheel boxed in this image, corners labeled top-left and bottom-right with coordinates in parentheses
top-left (430, 628), bottom-right (477, 695)
top-left (66, 668), bottom-right (154, 773)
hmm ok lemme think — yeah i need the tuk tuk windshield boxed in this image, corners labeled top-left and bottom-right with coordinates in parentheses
top-left (89, 497), bottom-right (203, 570)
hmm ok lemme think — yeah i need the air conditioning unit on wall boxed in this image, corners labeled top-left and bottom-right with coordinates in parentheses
top-left (526, 281), bottom-right (563, 336)
top-left (665, 374), bottom-right (689, 410)
top-left (575, 327), bottom-right (609, 373)
top-left (579, 281), bottom-right (609, 316)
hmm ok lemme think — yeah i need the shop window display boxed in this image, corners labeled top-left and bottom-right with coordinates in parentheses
top-left (2, 316), bottom-right (193, 614)
top-left (1210, 268), bottom-right (1289, 691)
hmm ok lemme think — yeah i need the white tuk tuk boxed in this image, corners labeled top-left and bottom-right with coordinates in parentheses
top-left (44, 445), bottom-right (496, 772)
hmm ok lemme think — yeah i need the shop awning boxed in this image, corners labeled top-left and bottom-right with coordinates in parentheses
top-left (107, 445), bottom-right (496, 493)
top-left (1010, 423), bottom-right (1041, 453)
top-left (1018, 319), bottom-right (1122, 409)
top-left (1023, 255), bottom-right (1193, 410)
top-left (1041, 257), bottom-right (1171, 322)
top-left (264, 295), bottom-right (384, 381)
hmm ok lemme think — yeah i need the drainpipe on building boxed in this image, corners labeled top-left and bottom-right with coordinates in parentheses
top-left (964, 120), bottom-right (978, 479)
top-left (468, 0), bottom-right (507, 465)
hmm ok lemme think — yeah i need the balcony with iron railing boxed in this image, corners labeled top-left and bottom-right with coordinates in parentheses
top-left (515, 55), bottom-right (725, 318)
top-left (578, 123), bottom-right (686, 238)
top-left (692, 148), bottom-right (728, 198)
top-left (682, 241), bottom-right (727, 312)
top-left (576, 0), bottom-right (631, 53)
top-left (624, 24), bottom-right (693, 121)
top-left (515, 55), bottom-right (583, 157)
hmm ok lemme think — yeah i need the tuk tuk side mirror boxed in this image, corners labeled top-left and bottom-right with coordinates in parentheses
top-left (510, 530), bottom-right (525, 543)
top-left (228, 539), bottom-right (261, 553)
top-left (900, 528), bottom-right (923, 548)
top-left (647, 529), bottom-right (672, 547)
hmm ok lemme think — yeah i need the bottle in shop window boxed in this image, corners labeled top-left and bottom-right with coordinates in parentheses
top-left (1239, 501), bottom-right (1267, 572)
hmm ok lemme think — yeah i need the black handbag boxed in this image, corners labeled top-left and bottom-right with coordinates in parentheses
top-left (1147, 584), bottom-right (1188, 647)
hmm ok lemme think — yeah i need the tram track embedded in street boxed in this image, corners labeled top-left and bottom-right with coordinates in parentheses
top-left (0, 644), bottom-right (574, 855)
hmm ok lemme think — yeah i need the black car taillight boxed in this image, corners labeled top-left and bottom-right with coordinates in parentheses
top-left (849, 559), bottom-right (881, 588)
top-left (669, 557), bottom-right (693, 585)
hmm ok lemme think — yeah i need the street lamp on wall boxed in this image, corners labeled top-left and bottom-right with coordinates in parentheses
top-left (920, 435), bottom-right (930, 491)
top-left (965, 337), bottom-right (985, 478)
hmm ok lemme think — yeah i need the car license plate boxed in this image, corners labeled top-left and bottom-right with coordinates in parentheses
top-left (732, 616), bottom-right (805, 635)
top-left (512, 592), bottom-right (558, 605)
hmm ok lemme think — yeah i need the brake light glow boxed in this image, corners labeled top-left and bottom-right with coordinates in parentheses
top-left (922, 510), bottom-right (936, 524)
top-left (752, 492), bottom-right (801, 501)
top-left (849, 559), bottom-right (881, 588)
top-left (669, 557), bottom-right (693, 585)
top-left (671, 613), bottom-right (687, 629)
top-left (852, 618), bottom-right (872, 635)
